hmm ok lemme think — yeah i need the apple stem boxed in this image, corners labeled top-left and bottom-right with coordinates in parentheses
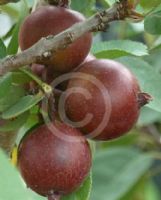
top-left (48, 0), bottom-right (70, 8)
top-left (59, 0), bottom-right (70, 8)
top-left (47, 193), bottom-right (61, 200)
top-left (137, 92), bottom-right (153, 108)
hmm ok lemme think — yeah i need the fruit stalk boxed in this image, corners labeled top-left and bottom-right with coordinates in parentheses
top-left (48, 194), bottom-right (61, 200)
top-left (47, 0), bottom-right (70, 7)
top-left (0, 0), bottom-right (142, 76)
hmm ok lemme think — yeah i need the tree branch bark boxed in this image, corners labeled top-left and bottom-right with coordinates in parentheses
top-left (0, 0), bottom-right (142, 76)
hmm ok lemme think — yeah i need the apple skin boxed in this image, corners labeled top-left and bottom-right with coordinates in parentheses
top-left (81, 54), bottom-right (96, 64)
top-left (73, 53), bottom-right (96, 72)
top-left (19, 6), bottom-right (92, 73)
top-left (31, 64), bottom-right (45, 77)
top-left (65, 59), bottom-right (141, 140)
top-left (18, 122), bottom-right (91, 197)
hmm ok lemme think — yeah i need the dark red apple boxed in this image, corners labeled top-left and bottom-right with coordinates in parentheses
top-left (73, 53), bottom-right (95, 72)
top-left (18, 122), bottom-right (91, 199)
top-left (65, 59), bottom-right (144, 140)
top-left (19, 6), bottom-right (92, 73)
top-left (31, 64), bottom-right (45, 77)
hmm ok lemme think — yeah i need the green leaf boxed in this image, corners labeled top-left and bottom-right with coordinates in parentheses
top-left (92, 40), bottom-right (148, 59)
top-left (0, 38), bottom-right (7, 59)
top-left (144, 11), bottom-right (161, 35)
top-left (144, 181), bottom-right (161, 200)
top-left (0, 4), bottom-right (19, 19)
top-left (150, 35), bottom-right (161, 50)
top-left (7, 0), bottom-right (29, 54)
top-left (20, 67), bottom-right (43, 86)
top-left (101, 132), bottom-right (138, 148)
top-left (2, 24), bottom-right (16, 41)
top-left (117, 57), bottom-right (161, 113)
top-left (120, 178), bottom-right (148, 200)
top-left (71, 0), bottom-right (95, 16)
top-left (0, 72), bottom-right (30, 110)
top-left (0, 150), bottom-right (41, 200)
top-left (7, 22), bottom-right (22, 54)
top-left (104, 0), bottom-right (115, 6)
top-left (20, 68), bottom-right (53, 94)
top-left (2, 93), bottom-right (44, 119)
top-left (0, 73), bottom-right (12, 98)
top-left (0, 85), bottom-right (25, 112)
top-left (0, 0), bottom-right (20, 4)
top-left (91, 147), bottom-right (153, 200)
top-left (140, 0), bottom-right (161, 9)
top-left (138, 107), bottom-right (161, 126)
top-left (62, 173), bottom-right (92, 200)
top-left (0, 112), bottom-right (29, 132)
top-left (12, 71), bottom-right (32, 84)
top-left (16, 112), bottom-right (40, 145)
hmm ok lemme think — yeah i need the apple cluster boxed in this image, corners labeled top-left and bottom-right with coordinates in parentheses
top-left (17, 4), bottom-right (150, 200)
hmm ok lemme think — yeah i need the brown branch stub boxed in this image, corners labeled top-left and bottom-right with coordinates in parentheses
top-left (118, 0), bottom-right (143, 21)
